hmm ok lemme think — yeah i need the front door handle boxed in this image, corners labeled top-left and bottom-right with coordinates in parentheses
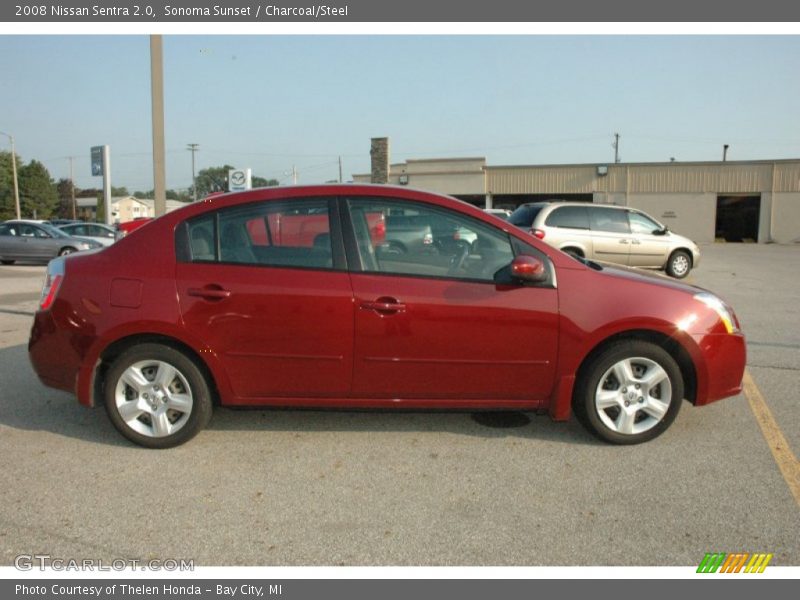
top-left (360, 297), bottom-right (406, 315)
top-left (619, 239), bottom-right (630, 244)
top-left (187, 285), bottom-right (231, 301)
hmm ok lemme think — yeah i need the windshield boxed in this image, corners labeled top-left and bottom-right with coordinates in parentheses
top-left (39, 223), bottom-right (71, 238)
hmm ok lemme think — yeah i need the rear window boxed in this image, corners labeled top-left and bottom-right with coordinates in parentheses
top-left (544, 206), bottom-right (590, 229)
top-left (508, 205), bottom-right (544, 228)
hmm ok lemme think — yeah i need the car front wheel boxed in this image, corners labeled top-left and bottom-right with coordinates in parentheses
top-left (666, 250), bottom-right (692, 278)
top-left (103, 343), bottom-right (213, 448)
top-left (573, 340), bottom-right (683, 444)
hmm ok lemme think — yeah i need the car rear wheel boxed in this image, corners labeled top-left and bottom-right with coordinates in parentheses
top-left (666, 250), bottom-right (692, 278)
top-left (103, 343), bottom-right (213, 448)
top-left (573, 340), bottom-right (683, 444)
top-left (59, 247), bottom-right (77, 257)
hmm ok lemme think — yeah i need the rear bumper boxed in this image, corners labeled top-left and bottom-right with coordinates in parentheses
top-left (28, 308), bottom-right (86, 399)
top-left (691, 332), bottom-right (746, 405)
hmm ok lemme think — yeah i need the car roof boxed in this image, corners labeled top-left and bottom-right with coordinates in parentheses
top-left (519, 201), bottom-right (629, 211)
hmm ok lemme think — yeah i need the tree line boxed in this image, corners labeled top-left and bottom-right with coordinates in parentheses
top-left (0, 152), bottom-right (279, 221)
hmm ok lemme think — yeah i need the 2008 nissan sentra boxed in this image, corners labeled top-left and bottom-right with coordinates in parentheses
top-left (28, 184), bottom-right (746, 448)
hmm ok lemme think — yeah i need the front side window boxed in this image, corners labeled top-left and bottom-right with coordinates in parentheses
top-left (347, 198), bottom-right (514, 282)
top-left (0, 224), bottom-right (15, 236)
top-left (628, 211), bottom-right (661, 235)
top-left (589, 207), bottom-right (631, 234)
top-left (182, 198), bottom-right (334, 270)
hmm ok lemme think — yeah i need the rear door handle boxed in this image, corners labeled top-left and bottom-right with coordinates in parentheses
top-left (187, 285), bottom-right (231, 301)
top-left (619, 239), bottom-right (630, 244)
top-left (360, 297), bottom-right (406, 315)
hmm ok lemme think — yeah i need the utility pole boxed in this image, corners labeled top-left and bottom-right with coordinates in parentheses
top-left (613, 133), bottom-right (620, 164)
top-left (338, 156), bottom-right (343, 183)
top-left (187, 143), bottom-right (199, 201)
top-left (723, 144), bottom-right (729, 162)
top-left (292, 164), bottom-right (297, 185)
top-left (150, 35), bottom-right (167, 217)
top-left (0, 131), bottom-right (21, 219)
top-left (68, 156), bottom-right (77, 219)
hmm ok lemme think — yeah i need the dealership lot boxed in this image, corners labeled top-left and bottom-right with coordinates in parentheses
top-left (0, 244), bottom-right (798, 566)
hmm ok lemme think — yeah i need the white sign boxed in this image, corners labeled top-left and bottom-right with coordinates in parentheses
top-left (228, 168), bottom-right (252, 192)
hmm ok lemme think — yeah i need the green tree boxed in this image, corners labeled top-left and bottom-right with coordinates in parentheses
top-left (18, 160), bottom-right (58, 219)
top-left (0, 150), bottom-right (22, 220)
top-left (111, 186), bottom-right (129, 197)
top-left (195, 165), bottom-right (235, 198)
top-left (252, 176), bottom-right (279, 188)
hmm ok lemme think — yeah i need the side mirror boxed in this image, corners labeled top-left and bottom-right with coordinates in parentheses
top-left (510, 255), bottom-right (547, 283)
top-left (653, 227), bottom-right (669, 236)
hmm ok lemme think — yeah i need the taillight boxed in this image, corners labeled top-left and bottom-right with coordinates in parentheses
top-left (531, 228), bottom-right (546, 240)
top-left (39, 259), bottom-right (65, 311)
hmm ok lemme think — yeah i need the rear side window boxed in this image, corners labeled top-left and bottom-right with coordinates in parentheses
top-left (187, 215), bottom-right (216, 261)
top-left (180, 198), bottom-right (335, 270)
top-left (589, 207), bottom-right (631, 234)
top-left (544, 206), bottom-right (590, 229)
top-left (508, 205), bottom-right (544, 228)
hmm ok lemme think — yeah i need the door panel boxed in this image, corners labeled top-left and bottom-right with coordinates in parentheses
top-left (588, 207), bottom-right (631, 265)
top-left (177, 262), bottom-right (354, 399)
top-left (350, 273), bottom-right (558, 400)
top-left (627, 211), bottom-right (670, 267)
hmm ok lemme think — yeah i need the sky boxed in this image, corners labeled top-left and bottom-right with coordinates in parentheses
top-left (1, 35), bottom-right (799, 193)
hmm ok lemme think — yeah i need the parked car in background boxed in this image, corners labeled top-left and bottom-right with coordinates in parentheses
top-left (115, 217), bottom-right (153, 239)
top-left (508, 201), bottom-right (701, 278)
top-left (57, 222), bottom-right (117, 246)
top-left (29, 184), bottom-right (745, 448)
top-left (0, 220), bottom-right (102, 264)
top-left (47, 218), bottom-right (82, 227)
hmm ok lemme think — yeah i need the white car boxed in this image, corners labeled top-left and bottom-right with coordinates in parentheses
top-left (57, 222), bottom-right (117, 247)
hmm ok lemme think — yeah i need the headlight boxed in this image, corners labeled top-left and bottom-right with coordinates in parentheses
top-left (694, 292), bottom-right (740, 334)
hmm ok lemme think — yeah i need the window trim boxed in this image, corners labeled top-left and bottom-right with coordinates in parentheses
top-left (176, 196), bottom-right (347, 272)
top-left (341, 196), bottom-right (552, 287)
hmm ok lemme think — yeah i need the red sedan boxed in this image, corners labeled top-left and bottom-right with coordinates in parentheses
top-left (28, 185), bottom-right (746, 448)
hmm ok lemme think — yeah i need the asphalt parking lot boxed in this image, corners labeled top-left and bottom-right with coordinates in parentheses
top-left (0, 244), bottom-right (798, 567)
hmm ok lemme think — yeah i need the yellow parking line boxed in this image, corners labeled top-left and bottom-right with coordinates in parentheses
top-left (742, 369), bottom-right (800, 508)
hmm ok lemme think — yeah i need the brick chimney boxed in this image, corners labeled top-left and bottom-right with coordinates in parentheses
top-left (370, 137), bottom-right (389, 184)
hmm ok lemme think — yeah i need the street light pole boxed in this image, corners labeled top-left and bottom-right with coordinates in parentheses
top-left (0, 131), bottom-right (21, 219)
top-left (187, 143), bottom-right (199, 201)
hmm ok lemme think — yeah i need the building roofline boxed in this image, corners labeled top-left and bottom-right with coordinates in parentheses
top-left (486, 158), bottom-right (800, 170)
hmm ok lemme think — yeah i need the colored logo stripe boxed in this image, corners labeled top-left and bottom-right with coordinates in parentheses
top-left (697, 553), bottom-right (773, 573)
top-left (745, 553), bottom-right (773, 573)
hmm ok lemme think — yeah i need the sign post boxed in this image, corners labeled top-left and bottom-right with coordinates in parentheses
top-left (91, 145), bottom-right (113, 225)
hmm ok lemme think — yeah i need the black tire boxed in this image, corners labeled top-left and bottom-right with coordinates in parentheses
top-left (665, 250), bottom-right (692, 278)
top-left (103, 343), bottom-right (213, 448)
top-left (0, 260), bottom-right (14, 265)
top-left (59, 247), bottom-right (77, 257)
top-left (573, 340), bottom-right (683, 445)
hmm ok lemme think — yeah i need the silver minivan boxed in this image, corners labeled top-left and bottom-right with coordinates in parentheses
top-left (508, 202), bottom-right (700, 278)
